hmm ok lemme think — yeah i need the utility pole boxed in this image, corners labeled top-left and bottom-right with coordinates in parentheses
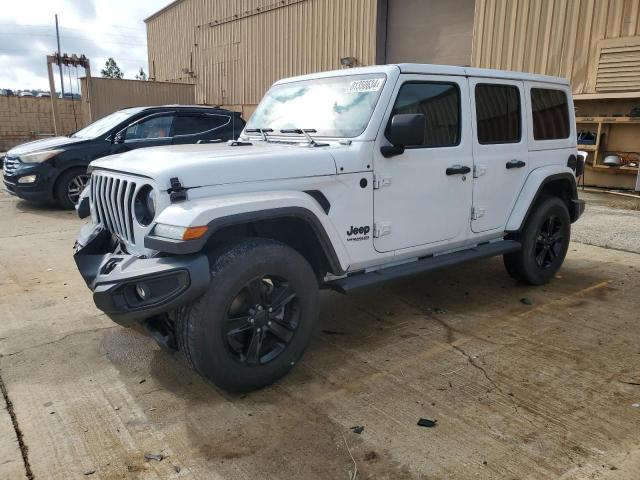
top-left (55, 14), bottom-right (65, 97)
top-left (46, 53), bottom-right (90, 134)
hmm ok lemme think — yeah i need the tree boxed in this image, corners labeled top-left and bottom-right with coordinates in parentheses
top-left (100, 58), bottom-right (124, 79)
top-left (135, 68), bottom-right (148, 81)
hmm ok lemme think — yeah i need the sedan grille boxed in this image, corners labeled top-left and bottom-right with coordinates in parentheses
top-left (3, 156), bottom-right (21, 176)
top-left (91, 172), bottom-right (138, 245)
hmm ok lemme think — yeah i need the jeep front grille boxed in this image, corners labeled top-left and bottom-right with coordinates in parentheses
top-left (91, 172), bottom-right (138, 244)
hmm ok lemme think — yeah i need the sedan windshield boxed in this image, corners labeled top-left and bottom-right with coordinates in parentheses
top-left (247, 74), bottom-right (386, 138)
top-left (71, 110), bottom-right (139, 139)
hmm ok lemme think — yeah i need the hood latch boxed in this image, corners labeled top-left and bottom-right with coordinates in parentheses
top-left (168, 177), bottom-right (188, 202)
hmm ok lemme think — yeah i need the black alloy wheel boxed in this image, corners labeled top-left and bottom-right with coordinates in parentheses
top-left (222, 275), bottom-right (300, 365)
top-left (534, 215), bottom-right (565, 269)
top-left (177, 238), bottom-right (319, 392)
top-left (503, 195), bottom-right (571, 285)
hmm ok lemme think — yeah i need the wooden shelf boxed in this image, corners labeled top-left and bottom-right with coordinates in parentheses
top-left (576, 116), bottom-right (640, 124)
top-left (574, 91), bottom-right (640, 100)
top-left (589, 164), bottom-right (639, 175)
top-left (576, 116), bottom-right (640, 172)
top-left (577, 144), bottom-right (597, 151)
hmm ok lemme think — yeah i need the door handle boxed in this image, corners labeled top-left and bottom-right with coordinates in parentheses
top-left (446, 165), bottom-right (471, 176)
top-left (506, 159), bottom-right (526, 169)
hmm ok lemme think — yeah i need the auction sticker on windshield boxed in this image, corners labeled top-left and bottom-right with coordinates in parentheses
top-left (346, 78), bottom-right (383, 93)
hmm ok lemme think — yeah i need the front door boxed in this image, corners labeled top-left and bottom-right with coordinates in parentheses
top-left (111, 113), bottom-right (175, 154)
top-left (468, 78), bottom-right (528, 232)
top-left (373, 75), bottom-right (473, 253)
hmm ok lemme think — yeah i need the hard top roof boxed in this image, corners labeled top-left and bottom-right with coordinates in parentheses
top-left (397, 63), bottom-right (569, 85)
top-left (274, 64), bottom-right (570, 86)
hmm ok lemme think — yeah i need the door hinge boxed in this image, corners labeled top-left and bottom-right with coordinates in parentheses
top-left (473, 165), bottom-right (487, 178)
top-left (372, 174), bottom-right (392, 189)
top-left (373, 222), bottom-right (392, 238)
top-left (471, 206), bottom-right (486, 220)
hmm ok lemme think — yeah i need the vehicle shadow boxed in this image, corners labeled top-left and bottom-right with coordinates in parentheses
top-left (12, 198), bottom-right (78, 220)
top-left (121, 251), bottom-right (610, 400)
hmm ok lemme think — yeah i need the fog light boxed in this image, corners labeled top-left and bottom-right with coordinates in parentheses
top-left (135, 283), bottom-right (150, 301)
top-left (18, 174), bottom-right (37, 184)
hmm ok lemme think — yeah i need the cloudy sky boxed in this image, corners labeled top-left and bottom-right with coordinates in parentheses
top-left (0, 0), bottom-right (173, 92)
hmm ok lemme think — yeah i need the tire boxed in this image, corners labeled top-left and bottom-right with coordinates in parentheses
top-left (54, 167), bottom-right (90, 209)
top-left (503, 195), bottom-right (571, 285)
top-left (177, 238), bottom-right (319, 392)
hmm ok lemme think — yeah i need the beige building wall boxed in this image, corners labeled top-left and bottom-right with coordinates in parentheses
top-left (146, 0), bottom-right (378, 109)
top-left (81, 77), bottom-right (195, 122)
top-left (0, 97), bottom-right (84, 152)
top-left (472, 0), bottom-right (640, 96)
top-left (385, 0), bottom-right (475, 66)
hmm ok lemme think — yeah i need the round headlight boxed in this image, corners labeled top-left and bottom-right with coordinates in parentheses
top-left (134, 185), bottom-right (156, 226)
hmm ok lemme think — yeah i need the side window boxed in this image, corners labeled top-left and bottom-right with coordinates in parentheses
top-left (388, 82), bottom-right (460, 147)
top-left (531, 88), bottom-right (570, 140)
top-left (125, 115), bottom-right (174, 140)
top-left (174, 114), bottom-right (230, 136)
top-left (475, 84), bottom-right (521, 144)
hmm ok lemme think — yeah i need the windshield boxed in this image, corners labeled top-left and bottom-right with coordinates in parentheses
top-left (246, 73), bottom-right (386, 138)
top-left (71, 110), bottom-right (138, 138)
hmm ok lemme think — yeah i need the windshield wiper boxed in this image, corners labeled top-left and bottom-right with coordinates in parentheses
top-left (280, 128), bottom-right (325, 147)
top-left (245, 128), bottom-right (273, 142)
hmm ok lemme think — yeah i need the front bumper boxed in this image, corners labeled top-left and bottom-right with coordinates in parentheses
top-left (74, 223), bottom-right (210, 326)
top-left (3, 163), bottom-right (55, 202)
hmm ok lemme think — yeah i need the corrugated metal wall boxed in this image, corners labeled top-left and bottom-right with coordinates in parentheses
top-left (472, 0), bottom-right (640, 94)
top-left (81, 77), bottom-right (195, 121)
top-left (146, 0), bottom-right (378, 107)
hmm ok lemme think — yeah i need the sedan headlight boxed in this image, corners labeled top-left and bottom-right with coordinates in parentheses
top-left (19, 149), bottom-right (63, 163)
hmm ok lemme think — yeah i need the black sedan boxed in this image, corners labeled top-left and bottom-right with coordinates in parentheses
top-left (2, 105), bottom-right (245, 208)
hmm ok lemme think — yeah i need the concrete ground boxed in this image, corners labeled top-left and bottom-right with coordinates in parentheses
top-left (571, 190), bottom-right (640, 254)
top-left (0, 189), bottom-right (639, 480)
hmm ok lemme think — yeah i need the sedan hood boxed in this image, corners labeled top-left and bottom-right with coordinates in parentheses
top-left (7, 136), bottom-right (88, 156)
top-left (90, 142), bottom-right (338, 189)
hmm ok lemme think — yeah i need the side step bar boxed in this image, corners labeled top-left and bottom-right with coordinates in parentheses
top-left (329, 240), bottom-right (521, 293)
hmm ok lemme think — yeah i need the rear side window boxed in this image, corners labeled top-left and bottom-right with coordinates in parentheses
top-left (475, 84), bottom-right (521, 144)
top-left (531, 88), bottom-right (570, 140)
top-left (174, 114), bottom-right (230, 136)
top-left (389, 82), bottom-right (460, 147)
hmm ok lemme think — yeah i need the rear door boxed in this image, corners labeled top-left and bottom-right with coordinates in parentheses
top-left (469, 78), bottom-right (528, 232)
top-left (373, 75), bottom-right (473, 253)
top-left (172, 113), bottom-right (234, 144)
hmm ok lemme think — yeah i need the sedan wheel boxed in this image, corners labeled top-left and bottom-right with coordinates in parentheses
top-left (67, 173), bottom-right (90, 205)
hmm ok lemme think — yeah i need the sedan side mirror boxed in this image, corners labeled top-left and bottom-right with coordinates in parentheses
top-left (381, 113), bottom-right (425, 158)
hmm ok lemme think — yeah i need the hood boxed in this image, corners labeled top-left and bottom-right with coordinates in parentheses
top-left (90, 141), bottom-right (339, 189)
top-left (7, 136), bottom-right (87, 156)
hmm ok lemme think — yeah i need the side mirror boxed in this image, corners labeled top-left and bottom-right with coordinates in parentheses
top-left (381, 113), bottom-right (425, 158)
top-left (387, 113), bottom-right (425, 147)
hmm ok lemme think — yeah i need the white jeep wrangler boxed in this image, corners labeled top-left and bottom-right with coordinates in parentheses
top-left (74, 64), bottom-right (584, 392)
